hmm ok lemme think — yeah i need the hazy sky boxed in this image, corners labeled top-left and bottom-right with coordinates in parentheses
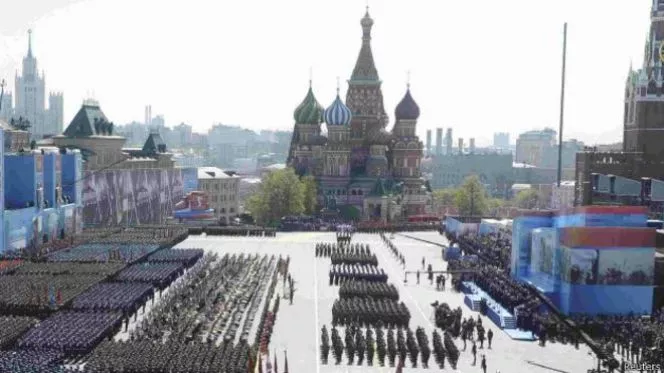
top-left (0, 0), bottom-right (653, 146)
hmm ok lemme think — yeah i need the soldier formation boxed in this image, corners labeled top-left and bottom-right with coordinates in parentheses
top-left (339, 280), bottom-right (399, 301)
top-left (85, 253), bottom-right (284, 372)
top-left (329, 264), bottom-right (388, 285)
top-left (321, 324), bottom-right (436, 368)
top-left (332, 298), bottom-right (411, 327)
top-left (0, 225), bottom-right (294, 372)
top-left (203, 226), bottom-right (276, 237)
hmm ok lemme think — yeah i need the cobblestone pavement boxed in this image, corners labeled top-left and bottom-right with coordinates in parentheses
top-left (176, 232), bottom-right (596, 373)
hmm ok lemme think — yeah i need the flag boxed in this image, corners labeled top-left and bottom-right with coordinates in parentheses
top-left (395, 358), bottom-right (404, 373)
top-left (56, 288), bottom-right (62, 305)
top-left (283, 350), bottom-right (289, 373)
top-left (273, 350), bottom-right (277, 373)
top-left (247, 350), bottom-right (253, 373)
top-left (48, 284), bottom-right (56, 308)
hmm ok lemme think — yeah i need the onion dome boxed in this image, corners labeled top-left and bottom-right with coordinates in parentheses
top-left (395, 88), bottom-right (420, 121)
top-left (294, 85), bottom-right (324, 125)
top-left (324, 92), bottom-right (352, 127)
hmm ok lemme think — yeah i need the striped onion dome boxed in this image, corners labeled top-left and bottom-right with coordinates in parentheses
top-left (294, 86), bottom-right (324, 125)
top-left (324, 93), bottom-right (352, 127)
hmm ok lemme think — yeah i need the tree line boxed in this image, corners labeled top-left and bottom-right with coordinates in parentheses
top-left (433, 175), bottom-right (547, 216)
top-left (246, 168), bottom-right (317, 226)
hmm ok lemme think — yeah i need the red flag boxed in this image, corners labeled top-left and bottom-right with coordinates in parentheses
top-left (283, 350), bottom-right (289, 373)
top-left (247, 351), bottom-right (253, 373)
top-left (56, 289), bottom-right (62, 305)
top-left (273, 350), bottom-right (277, 373)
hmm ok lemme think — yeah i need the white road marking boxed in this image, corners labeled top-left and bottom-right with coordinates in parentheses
top-left (374, 235), bottom-right (434, 330)
top-left (313, 250), bottom-right (321, 373)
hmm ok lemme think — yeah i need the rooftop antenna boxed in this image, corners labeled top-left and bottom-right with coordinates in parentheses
top-left (27, 29), bottom-right (33, 57)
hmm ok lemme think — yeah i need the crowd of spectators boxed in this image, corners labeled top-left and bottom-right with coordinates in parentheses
top-left (447, 229), bottom-right (664, 371)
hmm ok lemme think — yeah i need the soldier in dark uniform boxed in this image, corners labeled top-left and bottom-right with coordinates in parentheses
top-left (366, 329), bottom-right (375, 366)
top-left (345, 327), bottom-right (355, 365)
top-left (355, 329), bottom-right (365, 365)
top-left (471, 342), bottom-right (477, 365)
top-left (332, 326), bottom-right (343, 365)
top-left (376, 326), bottom-right (386, 366)
top-left (487, 328), bottom-right (493, 349)
top-left (387, 328), bottom-right (397, 367)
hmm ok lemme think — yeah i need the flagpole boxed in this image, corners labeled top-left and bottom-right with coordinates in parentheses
top-left (557, 22), bottom-right (568, 187)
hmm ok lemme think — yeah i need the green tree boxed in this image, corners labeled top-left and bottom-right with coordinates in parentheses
top-left (433, 188), bottom-right (457, 206)
top-left (301, 175), bottom-right (318, 215)
top-left (247, 168), bottom-right (305, 225)
top-left (454, 175), bottom-right (488, 216)
top-left (514, 189), bottom-right (543, 209)
top-left (486, 198), bottom-right (505, 215)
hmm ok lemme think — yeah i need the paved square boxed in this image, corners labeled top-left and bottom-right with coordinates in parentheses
top-left (175, 232), bottom-right (595, 373)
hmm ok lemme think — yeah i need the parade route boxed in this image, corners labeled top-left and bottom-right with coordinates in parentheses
top-left (175, 232), bottom-right (596, 373)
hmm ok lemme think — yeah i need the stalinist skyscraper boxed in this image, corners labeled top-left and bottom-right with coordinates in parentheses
top-left (12, 30), bottom-right (64, 139)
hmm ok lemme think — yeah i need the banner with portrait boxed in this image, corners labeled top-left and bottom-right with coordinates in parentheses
top-left (81, 168), bottom-right (184, 227)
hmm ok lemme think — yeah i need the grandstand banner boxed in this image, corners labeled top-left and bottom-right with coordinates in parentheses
top-left (0, 130), bottom-right (4, 250)
top-left (530, 228), bottom-right (558, 277)
top-left (81, 168), bottom-right (183, 227)
top-left (181, 167), bottom-right (198, 193)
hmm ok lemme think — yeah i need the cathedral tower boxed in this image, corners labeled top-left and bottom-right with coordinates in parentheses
top-left (346, 8), bottom-right (388, 141)
top-left (287, 82), bottom-right (325, 176)
top-left (392, 84), bottom-right (422, 179)
top-left (323, 81), bottom-right (352, 177)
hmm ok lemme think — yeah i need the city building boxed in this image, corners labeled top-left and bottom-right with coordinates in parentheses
top-left (576, 1), bottom-right (664, 205)
top-left (430, 152), bottom-right (513, 197)
top-left (286, 8), bottom-right (429, 222)
top-left (8, 30), bottom-right (64, 139)
top-left (0, 120), bottom-right (30, 153)
top-left (196, 167), bottom-right (240, 224)
top-left (435, 128), bottom-right (443, 156)
top-left (493, 132), bottom-right (510, 149)
top-left (115, 121), bottom-right (149, 147)
top-left (171, 123), bottom-right (193, 149)
top-left (445, 128), bottom-right (453, 155)
top-left (515, 128), bottom-right (583, 169)
top-left (425, 129), bottom-right (432, 157)
top-left (173, 152), bottom-right (208, 168)
top-left (515, 128), bottom-right (557, 167)
top-left (46, 100), bottom-right (174, 171)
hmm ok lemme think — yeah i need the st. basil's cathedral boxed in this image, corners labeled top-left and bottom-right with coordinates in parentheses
top-left (287, 8), bottom-right (432, 222)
